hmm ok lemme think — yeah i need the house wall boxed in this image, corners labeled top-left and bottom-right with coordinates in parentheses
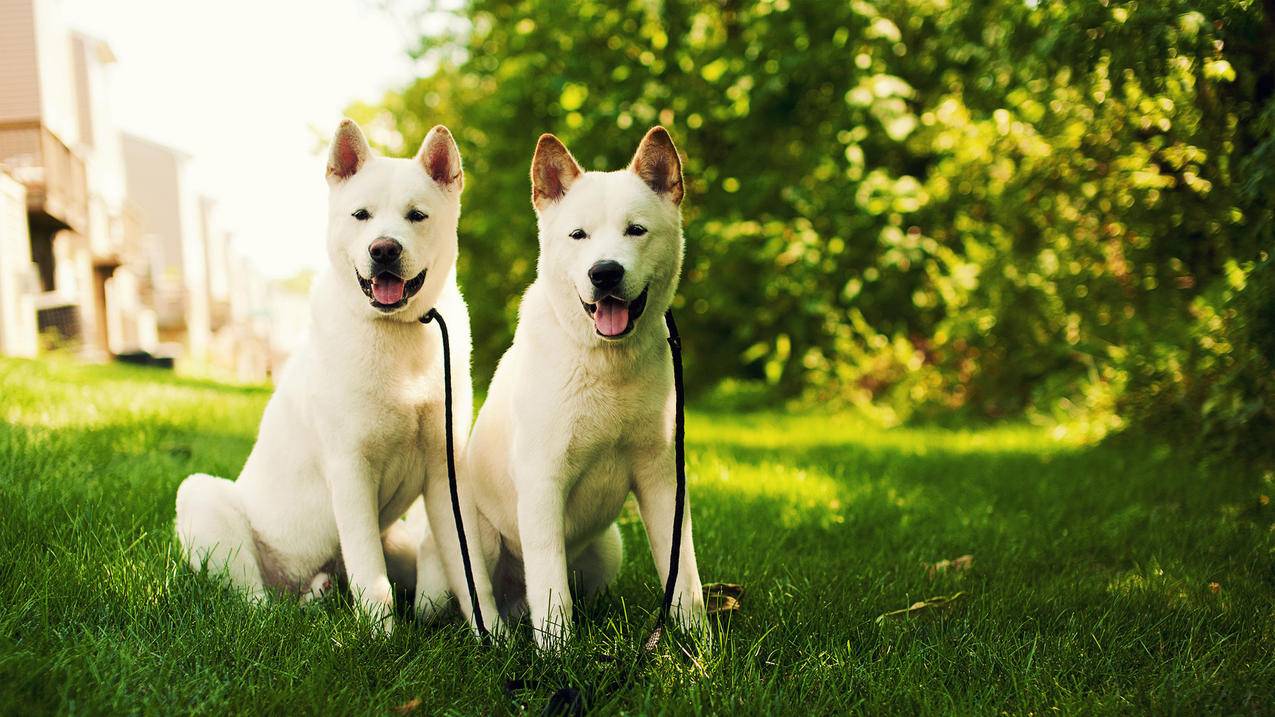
top-left (121, 133), bottom-right (211, 360)
top-left (105, 266), bottom-right (157, 354)
top-left (30, 0), bottom-right (77, 143)
top-left (198, 197), bottom-right (231, 331)
top-left (121, 133), bottom-right (185, 329)
top-left (69, 31), bottom-right (159, 360)
top-left (0, 0), bottom-right (40, 123)
top-left (0, 170), bottom-right (38, 356)
top-left (73, 35), bottom-right (125, 258)
top-left (224, 253), bottom-right (273, 382)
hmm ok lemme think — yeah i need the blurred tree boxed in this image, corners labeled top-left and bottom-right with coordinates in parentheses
top-left (351, 0), bottom-right (1274, 465)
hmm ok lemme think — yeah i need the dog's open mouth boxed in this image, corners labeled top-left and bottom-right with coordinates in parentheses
top-left (357, 268), bottom-right (427, 311)
top-left (582, 286), bottom-right (649, 338)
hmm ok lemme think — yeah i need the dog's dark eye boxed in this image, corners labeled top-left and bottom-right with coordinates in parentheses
top-left (625, 224), bottom-right (648, 237)
top-left (406, 209), bottom-right (428, 222)
top-left (352, 209), bottom-right (371, 221)
top-left (569, 228), bottom-right (587, 240)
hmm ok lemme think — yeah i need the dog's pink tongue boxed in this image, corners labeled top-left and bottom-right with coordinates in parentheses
top-left (372, 275), bottom-right (405, 305)
top-left (594, 298), bottom-right (630, 336)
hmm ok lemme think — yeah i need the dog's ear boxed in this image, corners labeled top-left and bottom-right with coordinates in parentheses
top-left (629, 126), bottom-right (684, 205)
top-left (417, 125), bottom-right (463, 191)
top-left (531, 134), bottom-right (583, 210)
top-left (327, 119), bottom-right (371, 182)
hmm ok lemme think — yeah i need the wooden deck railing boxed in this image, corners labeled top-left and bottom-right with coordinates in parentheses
top-left (0, 120), bottom-right (88, 234)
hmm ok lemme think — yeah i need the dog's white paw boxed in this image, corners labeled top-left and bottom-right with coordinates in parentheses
top-left (355, 580), bottom-right (395, 637)
top-left (359, 603), bottom-right (395, 637)
top-left (375, 611), bottom-right (395, 637)
top-left (483, 615), bottom-right (512, 642)
top-left (532, 617), bottom-right (572, 652)
top-left (674, 592), bottom-right (709, 636)
top-left (301, 572), bottom-right (334, 605)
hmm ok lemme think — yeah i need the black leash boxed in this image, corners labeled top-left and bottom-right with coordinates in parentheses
top-left (426, 306), bottom-right (689, 713)
top-left (420, 307), bottom-right (490, 641)
top-left (651, 308), bottom-right (687, 641)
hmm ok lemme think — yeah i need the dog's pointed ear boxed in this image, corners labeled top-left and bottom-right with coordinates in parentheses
top-left (629, 126), bottom-right (684, 205)
top-left (531, 133), bottom-right (583, 210)
top-left (417, 125), bottom-right (463, 191)
top-left (327, 119), bottom-right (371, 182)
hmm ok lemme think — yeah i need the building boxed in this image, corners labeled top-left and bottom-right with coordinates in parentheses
top-left (0, 0), bottom-right (154, 359)
top-left (200, 196), bottom-right (232, 334)
top-left (71, 30), bottom-right (157, 357)
top-left (0, 0), bottom-right (289, 381)
top-left (220, 254), bottom-right (275, 383)
top-left (120, 132), bottom-right (213, 362)
top-left (0, 168), bottom-right (38, 356)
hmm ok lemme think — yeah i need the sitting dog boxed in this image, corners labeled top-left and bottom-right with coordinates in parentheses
top-left (458, 127), bottom-right (706, 648)
top-left (174, 119), bottom-right (494, 634)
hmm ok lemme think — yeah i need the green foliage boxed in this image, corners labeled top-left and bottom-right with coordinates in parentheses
top-left (352, 0), bottom-right (1274, 460)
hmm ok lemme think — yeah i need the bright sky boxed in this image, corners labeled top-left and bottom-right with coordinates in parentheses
top-left (63, 0), bottom-right (426, 278)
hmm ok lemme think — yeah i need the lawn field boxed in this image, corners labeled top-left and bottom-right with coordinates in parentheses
top-left (0, 357), bottom-right (1272, 714)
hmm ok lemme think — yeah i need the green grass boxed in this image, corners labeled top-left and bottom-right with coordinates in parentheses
top-left (1, 357), bottom-right (1272, 715)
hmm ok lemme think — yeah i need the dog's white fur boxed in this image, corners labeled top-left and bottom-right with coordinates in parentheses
top-left (174, 119), bottom-right (494, 634)
top-left (456, 127), bottom-right (706, 648)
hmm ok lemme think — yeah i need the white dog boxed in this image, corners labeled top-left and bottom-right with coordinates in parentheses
top-left (174, 119), bottom-right (495, 634)
top-left (458, 127), bottom-right (706, 648)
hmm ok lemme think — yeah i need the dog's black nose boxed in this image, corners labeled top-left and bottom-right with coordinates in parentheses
top-left (588, 260), bottom-right (625, 291)
top-left (368, 238), bottom-right (402, 264)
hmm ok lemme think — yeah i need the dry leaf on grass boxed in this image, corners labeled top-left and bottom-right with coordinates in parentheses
top-left (391, 697), bottom-right (422, 714)
top-left (927, 554), bottom-right (973, 578)
top-left (1208, 582), bottom-right (1221, 594)
top-left (704, 583), bottom-right (745, 617)
top-left (875, 592), bottom-right (967, 624)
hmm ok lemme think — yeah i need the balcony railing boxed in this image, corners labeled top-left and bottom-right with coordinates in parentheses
top-left (0, 121), bottom-right (88, 234)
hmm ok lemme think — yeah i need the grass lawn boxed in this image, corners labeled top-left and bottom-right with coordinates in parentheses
top-left (0, 357), bottom-right (1272, 715)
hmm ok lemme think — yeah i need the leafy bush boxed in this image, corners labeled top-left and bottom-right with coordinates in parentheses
top-left (350, 0), bottom-right (1274, 463)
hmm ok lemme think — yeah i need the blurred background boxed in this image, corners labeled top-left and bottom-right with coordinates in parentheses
top-left (1, 0), bottom-right (1271, 469)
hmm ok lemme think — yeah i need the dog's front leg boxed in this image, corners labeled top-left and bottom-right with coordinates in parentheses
top-left (633, 446), bottom-right (707, 633)
top-left (515, 473), bottom-right (572, 650)
top-left (327, 455), bottom-right (394, 635)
